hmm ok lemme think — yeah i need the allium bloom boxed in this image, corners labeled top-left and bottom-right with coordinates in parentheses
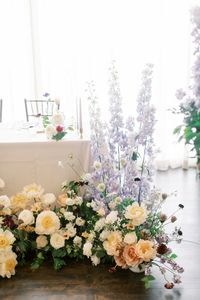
top-left (50, 233), bottom-right (65, 249)
top-left (41, 193), bottom-right (56, 206)
top-left (135, 240), bottom-right (157, 261)
top-left (35, 211), bottom-right (60, 235)
top-left (22, 183), bottom-right (44, 200)
top-left (0, 195), bottom-right (10, 208)
top-left (125, 203), bottom-right (147, 226)
top-left (83, 241), bottom-right (93, 257)
top-left (18, 209), bottom-right (34, 225)
top-left (0, 229), bottom-right (15, 251)
top-left (103, 231), bottom-right (122, 256)
top-left (36, 235), bottom-right (48, 249)
top-left (124, 232), bottom-right (137, 245)
top-left (0, 251), bottom-right (17, 278)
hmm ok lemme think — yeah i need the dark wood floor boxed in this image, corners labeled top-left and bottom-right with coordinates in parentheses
top-left (0, 169), bottom-right (200, 300)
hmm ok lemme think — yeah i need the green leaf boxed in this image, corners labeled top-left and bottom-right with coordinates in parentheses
top-left (169, 253), bottom-right (177, 259)
top-left (53, 257), bottom-right (66, 271)
top-left (173, 125), bottom-right (183, 135)
top-left (52, 131), bottom-right (66, 141)
top-left (131, 151), bottom-right (139, 161)
top-left (141, 275), bottom-right (155, 289)
top-left (37, 252), bottom-right (44, 260)
top-left (52, 248), bottom-right (66, 258)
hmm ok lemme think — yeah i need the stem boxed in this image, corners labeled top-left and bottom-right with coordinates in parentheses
top-left (138, 140), bottom-right (147, 205)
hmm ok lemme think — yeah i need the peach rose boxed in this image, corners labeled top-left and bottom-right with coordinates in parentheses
top-left (123, 244), bottom-right (142, 267)
top-left (114, 249), bottom-right (128, 269)
top-left (135, 239), bottom-right (157, 262)
top-left (58, 194), bottom-right (68, 206)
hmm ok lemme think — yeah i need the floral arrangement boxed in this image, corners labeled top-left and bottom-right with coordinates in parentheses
top-left (0, 181), bottom-right (183, 289)
top-left (42, 93), bottom-right (73, 141)
top-left (173, 6), bottom-right (200, 166)
top-left (0, 63), bottom-right (184, 289)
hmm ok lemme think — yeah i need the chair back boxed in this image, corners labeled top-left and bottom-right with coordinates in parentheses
top-left (24, 99), bottom-right (59, 122)
top-left (0, 99), bottom-right (2, 122)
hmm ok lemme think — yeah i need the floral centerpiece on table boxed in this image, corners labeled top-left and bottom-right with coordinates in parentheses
top-left (173, 6), bottom-right (200, 168)
top-left (42, 93), bottom-right (73, 141)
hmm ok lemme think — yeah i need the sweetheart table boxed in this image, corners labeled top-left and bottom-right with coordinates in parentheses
top-left (0, 127), bottom-right (90, 196)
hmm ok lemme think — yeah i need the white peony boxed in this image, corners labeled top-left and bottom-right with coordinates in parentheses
top-left (45, 124), bottom-right (56, 139)
top-left (105, 211), bottom-right (118, 225)
top-left (63, 211), bottom-right (75, 221)
top-left (0, 229), bottom-right (15, 252)
top-left (18, 209), bottom-right (34, 225)
top-left (0, 178), bottom-right (5, 190)
top-left (35, 211), bottom-right (60, 235)
top-left (73, 236), bottom-right (82, 248)
top-left (125, 203), bottom-right (147, 226)
top-left (83, 241), bottom-right (93, 258)
top-left (50, 233), bottom-right (65, 249)
top-left (36, 235), bottom-right (48, 249)
top-left (22, 183), bottom-right (44, 200)
top-left (0, 251), bottom-right (17, 278)
top-left (41, 193), bottom-right (56, 206)
top-left (75, 217), bottom-right (85, 226)
top-left (124, 232), bottom-right (137, 245)
top-left (91, 255), bottom-right (100, 266)
top-left (0, 195), bottom-right (10, 208)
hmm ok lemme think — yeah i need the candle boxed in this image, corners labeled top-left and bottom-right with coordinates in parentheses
top-left (75, 97), bottom-right (79, 132)
top-left (79, 98), bottom-right (83, 139)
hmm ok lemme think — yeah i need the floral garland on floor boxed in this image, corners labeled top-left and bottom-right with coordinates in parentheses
top-left (0, 63), bottom-right (184, 289)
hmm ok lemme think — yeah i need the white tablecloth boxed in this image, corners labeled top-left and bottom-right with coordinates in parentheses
top-left (0, 128), bottom-right (90, 196)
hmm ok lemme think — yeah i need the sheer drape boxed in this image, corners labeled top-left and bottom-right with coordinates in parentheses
top-left (0, 0), bottom-right (197, 169)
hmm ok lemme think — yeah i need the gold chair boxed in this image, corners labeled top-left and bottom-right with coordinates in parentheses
top-left (0, 99), bottom-right (2, 123)
top-left (24, 99), bottom-right (59, 122)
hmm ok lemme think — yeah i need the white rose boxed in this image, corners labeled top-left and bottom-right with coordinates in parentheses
top-left (73, 236), bottom-right (82, 247)
top-left (0, 178), bottom-right (5, 190)
top-left (74, 196), bottom-right (83, 206)
top-left (83, 241), bottom-right (93, 258)
top-left (91, 255), bottom-right (100, 266)
top-left (105, 211), bottom-right (118, 225)
top-left (94, 218), bottom-right (105, 232)
top-left (66, 223), bottom-right (76, 237)
top-left (87, 231), bottom-right (96, 242)
top-left (18, 210), bottom-right (34, 225)
top-left (36, 235), bottom-right (48, 249)
top-left (75, 217), bottom-right (85, 226)
top-left (124, 232), bottom-right (137, 245)
top-left (125, 203), bottom-right (147, 226)
top-left (0, 195), bottom-right (10, 208)
top-left (50, 233), bottom-right (65, 249)
top-left (41, 193), bottom-right (56, 206)
top-left (108, 201), bottom-right (117, 210)
top-left (51, 112), bottom-right (64, 125)
top-left (45, 125), bottom-right (56, 139)
top-left (63, 211), bottom-right (75, 221)
top-left (99, 230), bottom-right (110, 242)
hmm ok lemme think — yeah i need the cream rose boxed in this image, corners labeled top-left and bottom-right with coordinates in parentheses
top-left (135, 239), bottom-right (157, 261)
top-left (125, 203), bottom-right (147, 226)
top-left (41, 193), bottom-right (56, 206)
top-left (50, 233), bottom-right (65, 249)
top-left (103, 231), bottom-right (122, 256)
top-left (73, 236), bottom-right (82, 248)
top-left (91, 255), bottom-right (100, 266)
top-left (0, 195), bottom-right (10, 208)
top-left (63, 211), bottom-right (75, 221)
top-left (75, 217), bottom-right (85, 226)
top-left (35, 211), bottom-right (60, 235)
top-left (18, 209), bottom-right (34, 225)
top-left (105, 211), bottom-right (118, 224)
top-left (124, 232), bottom-right (137, 245)
top-left (0, 178), bottom-right (5, 190)
top-left (36, 235), bottom-right (48, 249)
top-left (22, 183), bottom-right (44, 200)
top-left (11, 193), bottom-right (30, 210)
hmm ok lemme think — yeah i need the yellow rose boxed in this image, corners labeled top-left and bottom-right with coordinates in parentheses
top-left (135, 239), bottom-right (157, 261)
top-left (125, 203), bottom-right (147, 226)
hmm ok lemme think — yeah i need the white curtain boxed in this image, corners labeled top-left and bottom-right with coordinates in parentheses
top-left (0, 0), bottom-right (198, 169)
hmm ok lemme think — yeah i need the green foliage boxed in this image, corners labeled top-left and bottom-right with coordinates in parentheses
top-left (52, 131), bottom-right (66, 141)
top-left (31, 252), bottom-right (45, 270)
top-left (53, 257), bottom-right (66, 271)
top-left (141, 275), bottom-right (155, 289)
